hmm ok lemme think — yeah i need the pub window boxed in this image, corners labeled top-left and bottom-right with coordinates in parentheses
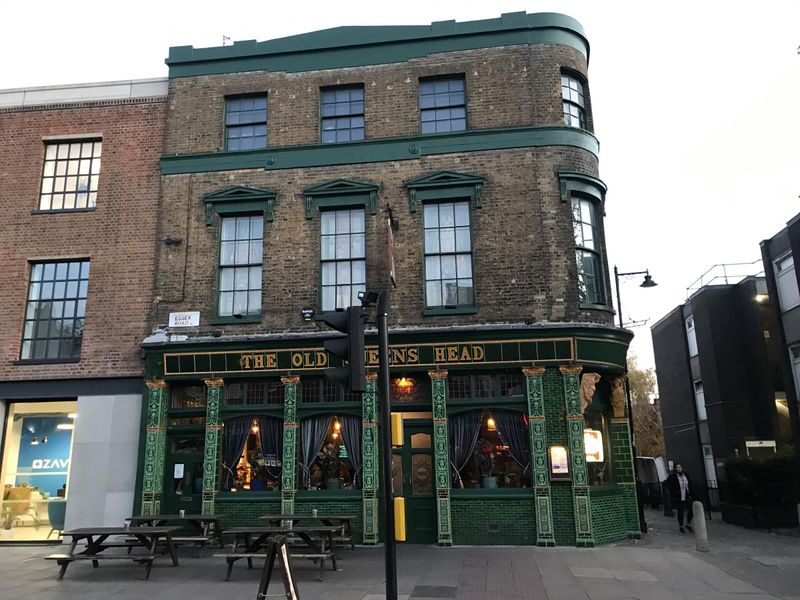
top-left (39, 140), bottom-right (101, 211)
top-left (321, 208), bottom-right (366, 311)
top-left (301, 380), bottom-right (361, 404)
top-left (225, 380), bottom-right (283, 406)
top-left (218, 215), bottom-right (263, 318)
top-left (561, 72), bottom-right (587, 129)
top-left (419, 75), bottom-right (466, 134)
top-left (320, 85), bottom-right (364, 143)
top-left (221, 416), bottom-right (282, 492)
top-left (584, 411), bottom-right (611, 485)
top-left (225, 95), bottom-right (267, 151)
top-left (449, 409), bottom-right (530, 489)
top-left (424, 201), bottom-right (474, 308)
top-left (446, 372), bottom-right (524, 401)
top-left (171, 385), bottom-right (207, 409)
top-left (299, 415), bottom-right (361, 491)
top-left (572, 197), bottom-right (606, 306)
top-left (390, 376), bottom-right (426, 404)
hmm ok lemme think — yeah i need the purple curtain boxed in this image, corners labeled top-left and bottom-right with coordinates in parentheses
top-left (222, 416), bottom-right (252, 489)
top-left (300, 415), bottom-right (333, 488)
top-left (448, 410), bottom-right (482, 488)
top-left (493, 410), bottom-right (530, 471)
top-left (256, 415), bottom-right (283, 479)
top-left (338, 415), bottom-right (362, 489)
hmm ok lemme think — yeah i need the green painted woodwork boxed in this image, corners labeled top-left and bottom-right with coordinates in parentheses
top-left (430, 372), bottom-right (452, 546)
top-left (203, 185), bottom-right (277, 224)
top-left (302, 179), bottom-right (379, 219)
top-left (281, 377), bottom-right (299, 514)
top-left (202, 379), bottom-right (224, 514)
top-left (561, 367), bottom-right (593, 546)
top-left (160, 126), bottom-right (600, 175)
top-left (405, 170), bottom-right (485, 212)
top-left (422, 306), bottom-right (478, 317)
top-left (361, 376), bottom-right (379, 544)
top-left (141, 381), bottom-right (169, 516)
top-left (558, 171), bottom-right (607, 205)
top-left (524, 367), bottom-right (554, 546)
top-left (166, 12), bottom-right (588, 78)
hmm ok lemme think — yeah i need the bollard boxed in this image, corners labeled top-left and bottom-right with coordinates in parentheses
top-left (693, 500), bottom-right (709, 552)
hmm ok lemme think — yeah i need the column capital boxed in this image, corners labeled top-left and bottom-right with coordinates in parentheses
top-left (428, 370), bottom-right (448, 380)
top-left (559, 365), bottom-right (583, 376)
top-left (281, 376), bottom-right (301, 385)
top-left (203, 378), bottom-right (225, 388)
top-left (146, 379), bottom-right (168, 390)
top-left (365, 372), bottom-right (379, 381)
top-left (522, 367), bottom-right (546, 377)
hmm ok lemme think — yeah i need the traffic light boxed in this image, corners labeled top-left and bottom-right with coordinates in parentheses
top-left (321, 306), bottom-right (365, 392)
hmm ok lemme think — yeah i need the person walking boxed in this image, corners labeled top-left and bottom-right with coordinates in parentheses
top-left (666, 463), bottom-right (694, 533)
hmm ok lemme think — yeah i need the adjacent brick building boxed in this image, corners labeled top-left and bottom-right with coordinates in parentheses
top-left (0, 79), bottom-right (167, 539)
top-left (138, 12), bottom-right (639, 546)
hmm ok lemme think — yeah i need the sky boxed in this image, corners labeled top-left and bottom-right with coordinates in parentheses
top-left (3, 1), bottom-right (799, 379)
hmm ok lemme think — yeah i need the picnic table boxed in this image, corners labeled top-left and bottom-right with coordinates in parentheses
top-left (127, 514), bottom-right (223, 554)
top-left (216, 525), bottom-right (341, 581)
top-left (259, 513), bottom-right (356, 549)
top-left (45, 526), bottom-right (181, 580)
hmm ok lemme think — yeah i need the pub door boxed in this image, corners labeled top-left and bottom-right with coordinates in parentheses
top-left (162, 432), bottom-right (204, 514)
top-left (391, 420), bottom-right (436, 543)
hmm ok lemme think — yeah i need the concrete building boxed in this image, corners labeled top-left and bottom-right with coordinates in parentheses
top-left (137, 12), bottom-right (639, 547)
top-left (0, 79), bottom-right (167, 540)
top-left (651, 269), bottom-right (791, 509)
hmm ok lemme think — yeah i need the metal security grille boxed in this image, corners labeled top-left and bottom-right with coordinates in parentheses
top-left (218, 215), bottom-right (263, 317)
top-left (39, 140), bottom-right (101, 211)
top-left (225, 95), bottom-right (267, 150)
top-left (21, 260), bottom-right (89, 360)
top-left (419, 76), bottom-right (466, 134)
top-left (320, 85), bottom-right (364, 143)
top-left (423, 201), bottom-right (473, 308)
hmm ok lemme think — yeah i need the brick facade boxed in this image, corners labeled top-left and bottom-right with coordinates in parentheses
top-left (0, 98), bottom-right (166, 380)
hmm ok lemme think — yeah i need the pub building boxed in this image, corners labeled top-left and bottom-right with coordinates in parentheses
top-left (136, 12), bottom-right (640, 546)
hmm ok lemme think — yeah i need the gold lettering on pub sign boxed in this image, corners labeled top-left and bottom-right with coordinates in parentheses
top-left (433, 344), bottom-right (485, 364)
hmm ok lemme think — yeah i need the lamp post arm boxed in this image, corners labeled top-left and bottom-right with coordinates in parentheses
top-left (614, 266), bottom-right (623, 328)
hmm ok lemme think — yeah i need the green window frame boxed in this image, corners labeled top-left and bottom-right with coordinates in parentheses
top-left (320, 208), bottom-right (366, 311)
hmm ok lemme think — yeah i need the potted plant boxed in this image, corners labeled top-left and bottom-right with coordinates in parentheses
top-left (320, 443), bottom-right (341, 490)
top-left (476, 440), bottom-right (497, 489)
top-left (1, 505), bottom-right (15, 540)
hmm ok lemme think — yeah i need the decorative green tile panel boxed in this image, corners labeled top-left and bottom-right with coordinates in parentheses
top-left (281, 376), bottom-right (300, 514)
top-left (560, 366), bottom-right (593, 547)
top-left (140, 380), bottom-right (168, 515)
top-left (429, 370), bottom-right (452, 546)
top-left (362, 374), bottom-right (379, 544)
top-left (202, 378), bottom-right (224, 514)
top-left (524, 367), bottom-right (553, 546)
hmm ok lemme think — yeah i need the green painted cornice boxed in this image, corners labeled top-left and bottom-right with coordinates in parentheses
top-left (558, 171), bottom-right (607, 213)
top-left (203, 184), bottom-right (277, 223)
top-left (302, 178), bottom-right (379, 218)
top-left (405, 170), bottom-right (485, 212)
top-left (166, 12), bottom-right (589, 78)
top-left (161, 125), bottom-right (599, 176)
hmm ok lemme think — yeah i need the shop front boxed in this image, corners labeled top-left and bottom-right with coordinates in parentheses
top-left (137, 325), bottom-right (639, 546)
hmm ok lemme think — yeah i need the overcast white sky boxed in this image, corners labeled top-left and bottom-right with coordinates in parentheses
top-left (3, 1), bottom-right (799, 377)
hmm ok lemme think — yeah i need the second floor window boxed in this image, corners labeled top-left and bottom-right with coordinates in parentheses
top-left (225, 95), bottom-right (267, 150)
top-left (561, 73), bottom-right (587, 129)
top-left (321, 85), bottom-right (364, 143)
top-left (424, 201), bottom-right (473, 308)
top-left (419, 76), bottom-right (466, 134)
top-left (40, 140), bottom-right (101, 211)
top-left (21, 260), bottom-right (89, 361)
top-left (218, 215), bottom-right (263, 317)
top-left (572, 198), bottom-right (605, 305)
top-left (321, 208), bottom-right (365, 311)
top-left (775, 254), bottom-right (800, 312)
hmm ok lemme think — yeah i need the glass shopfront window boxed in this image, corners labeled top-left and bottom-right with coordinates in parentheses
top-left (450, 409), bottom-right (530, 489)
top-left (221, 416), bottom-right (283, 492)
top-left (584, 411), bottom-right (611, 485)
top-left (299, 415), bottom-right (361, 491)
top-left (1, 400), bottom-right (77, 541)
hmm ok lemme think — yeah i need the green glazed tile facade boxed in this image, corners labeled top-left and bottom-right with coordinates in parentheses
top-left (202, 378), bottom-right (224, 514)
top-left (140, 380), bottom-right (168, 515)
top-left (281, 376), bottom-right (300, 515)
top-left (524, 366), bottom-right (554, 546)
top-left (361, 374), bottom-right (379, 544)
top-left (430, 370), bottom-right (453, 546)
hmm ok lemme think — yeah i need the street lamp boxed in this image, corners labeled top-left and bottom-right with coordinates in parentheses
top-left (613, 266), bottom-right (657, 535)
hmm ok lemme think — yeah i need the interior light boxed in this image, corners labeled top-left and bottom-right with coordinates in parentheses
top-left (754, 294), bottom-right (769, 303)
top-left (68, 413), bottom-right (78, 419)
top-left (487, 417), bottom-right (497, 431)
top-left (334, 420), bottom-right (341, 432)
top-left (584, 428), bottom-right (604, 462)
top-left (332, 432), bottom-right (339, 439)
top-left (396, 377), bottom-right (414, 389)
top-left (56, 423), bottom-right (74, 431)
top-left (31, 436), bottom-right (39, 445)
top-left (41, 435), bottom-right (48, 444)
top-left (250, 425), bottom-right (259, 434)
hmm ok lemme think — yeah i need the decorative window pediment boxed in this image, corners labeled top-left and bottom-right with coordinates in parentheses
top-left (203, 185), bottom-right (277, 225)
top-left (303, 178), bottom-right (378, 219)
top-left (558, 172), bottom-right (606, 214)
top-left (405, 170), bottom-right (485, 212)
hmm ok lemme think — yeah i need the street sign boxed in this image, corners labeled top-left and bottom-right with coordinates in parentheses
top-left (169, 311), bottom-right (200, 327)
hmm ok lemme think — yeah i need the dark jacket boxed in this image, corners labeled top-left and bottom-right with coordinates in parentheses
top-left (666, 471), bottom-right (693, 500)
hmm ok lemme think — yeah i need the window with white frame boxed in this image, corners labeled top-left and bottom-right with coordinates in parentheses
top-left (686, 315), bottom-right (698, 357)
top-left (423, 201), bottom-right (474, 308)
top-left (694, 380), bottom-right (707, 421)
top-left (39, 140), bottom-right (101, 211)
top-left (419, 76), bottom-right (466, 134)
top-left (775, 254), bottom-right (800, 312)
top-left (225, 95), bottom-right (267, 151)
top-left (561, 73), bottom-right (587, 129)
top-left (218, 215), bottom-right (263, 317)
top-left (321, 208), bottom-right (366, 311)
top-left (320, 85), bottom-right (364, 143)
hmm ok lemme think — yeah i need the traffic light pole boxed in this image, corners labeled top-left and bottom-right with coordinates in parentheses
top-left (377, 290), bottom-right (398, 600)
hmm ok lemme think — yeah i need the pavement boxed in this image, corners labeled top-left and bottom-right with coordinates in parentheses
top-left (1, 509), bottom-right (799, 600)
